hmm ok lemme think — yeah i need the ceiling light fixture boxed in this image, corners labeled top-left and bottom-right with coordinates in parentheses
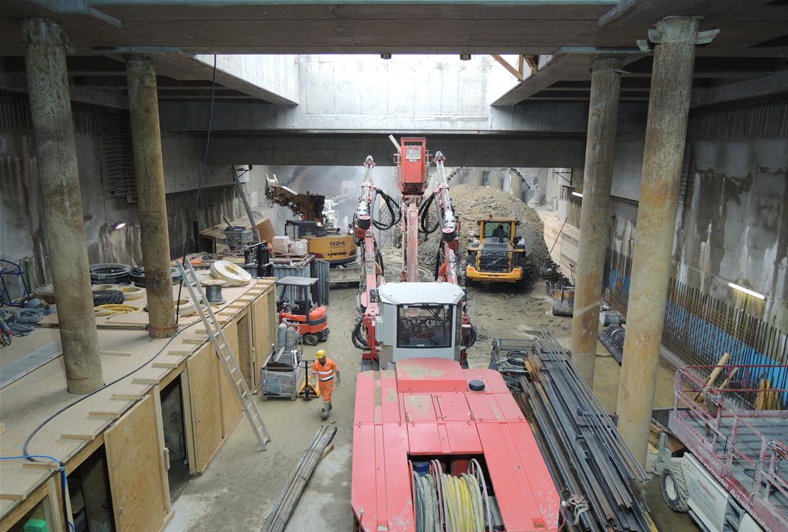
top-left (728, 282), bottom-right (765, 300)
top-left (571, 191), bottom-right (583, 198)
top-left (112, 221), bottom-right (127, 230)
top-left (381, 53), bottom-right (392, 60)
top-left (460, 54), bottom-right (471, 61)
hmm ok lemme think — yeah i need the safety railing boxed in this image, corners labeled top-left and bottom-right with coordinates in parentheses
top-left (671, 365), bottom-right (788, 532)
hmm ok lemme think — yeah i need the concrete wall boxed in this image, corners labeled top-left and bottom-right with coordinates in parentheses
top-left (0, 94), bottom-right (281, 297)
top-left (675, 137), bottom-right (788, 325)
top-left (543, 97), bottom-right (788, 326)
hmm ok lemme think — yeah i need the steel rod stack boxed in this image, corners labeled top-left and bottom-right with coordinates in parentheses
top-left (492, 331), bottom-right (650, 531)
top-left (262, 425), bottom-right (337, 532)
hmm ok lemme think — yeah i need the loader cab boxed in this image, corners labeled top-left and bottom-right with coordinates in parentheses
top-left (465, 218), bottom-right (527, 286)
top-left (376, 282), bottom-right (465, 369)
top-left (285, 219), bottom-right (328, 239)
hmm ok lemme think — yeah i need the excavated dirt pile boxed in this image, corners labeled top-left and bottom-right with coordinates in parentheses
top-left (418, 184), bottom-right (549, 285)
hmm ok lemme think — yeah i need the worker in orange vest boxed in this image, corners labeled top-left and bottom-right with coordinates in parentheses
top-left (311, 349), bottom-right (340, 420)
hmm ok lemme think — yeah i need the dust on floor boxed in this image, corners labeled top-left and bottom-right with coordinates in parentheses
top-left (165, 281), bottom-right (696, 532)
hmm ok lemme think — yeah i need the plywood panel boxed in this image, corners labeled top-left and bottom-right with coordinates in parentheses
top-left (186, 344), bottom-right (223, 473)
top-left (218, 323), bottom-right (242, 438)
top-left (236, 312), bottom-right (252, 389)
top-left (104, 395), bottom-right (168, 532)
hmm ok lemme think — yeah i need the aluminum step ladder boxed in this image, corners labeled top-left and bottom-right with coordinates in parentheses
top-left (177, 259), bottom-right (271, 450)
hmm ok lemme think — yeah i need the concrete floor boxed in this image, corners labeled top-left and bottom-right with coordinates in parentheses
top-left (165, 280), bottom-right (698, 532)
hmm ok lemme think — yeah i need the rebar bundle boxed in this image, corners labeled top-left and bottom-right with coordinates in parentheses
top-left (262, 425), bottom-right (337, 532)
top-left (492, 332), bottom-right (650, 532)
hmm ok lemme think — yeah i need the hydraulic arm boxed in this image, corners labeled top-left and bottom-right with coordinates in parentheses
top-left (352, 138), bottom-right (475, 369)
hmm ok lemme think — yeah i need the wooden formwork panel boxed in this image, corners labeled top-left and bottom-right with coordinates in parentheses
top-left (218, 322), bottom-right (242, 438)
top-left (185, 344), bottom-right (223, 473)
top-left (235, 311), bottom-right (253, 390)
top-left (104, 395), bottom-right (170, 532)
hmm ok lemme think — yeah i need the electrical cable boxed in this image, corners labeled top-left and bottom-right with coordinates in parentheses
top-left (176, 53), bottom-right (219, 325)
top-left (21, 275), bottom-right (258, 478)
top-left (16, 259), bottom-right (249, 460)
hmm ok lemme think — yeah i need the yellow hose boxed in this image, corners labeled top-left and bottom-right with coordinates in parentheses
top-left (95, 304), bottom-right (140, 317)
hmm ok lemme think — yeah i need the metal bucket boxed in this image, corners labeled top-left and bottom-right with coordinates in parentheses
top-left (551, 285), bottom-right (575, 317)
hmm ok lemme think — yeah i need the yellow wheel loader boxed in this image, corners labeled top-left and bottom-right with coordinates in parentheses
top-left (464, 218), bottom-right (527, 287)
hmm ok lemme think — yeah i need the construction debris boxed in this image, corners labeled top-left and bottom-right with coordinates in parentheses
top-left (419, 184), bottom-right (549, 285)
top-left (262, 425), bottom-right (337, 532)
top-left (491, 332), bottom-right (651, 532)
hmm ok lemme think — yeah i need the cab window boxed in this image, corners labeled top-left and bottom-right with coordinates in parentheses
top-left (397, 304), bottom-right (452, 349)
top-left (483, 222), bottom-right (511, 241)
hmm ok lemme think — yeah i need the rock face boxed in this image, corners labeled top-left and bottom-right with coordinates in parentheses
top-left (418, 184), bottom-right (549, 285)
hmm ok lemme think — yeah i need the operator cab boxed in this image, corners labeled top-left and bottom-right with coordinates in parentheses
top-left (285, 219), bottom-right (327, 240)
top-left (376, 282), bottom-right (465, 369)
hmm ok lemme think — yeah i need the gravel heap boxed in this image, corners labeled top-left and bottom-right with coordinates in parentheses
top-left (418, 184), bottom-right (549, 285)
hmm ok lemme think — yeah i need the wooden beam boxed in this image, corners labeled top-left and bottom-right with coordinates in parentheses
top-left (491, 54), bottom-right (523, 81)
top-left (100, 350), bottom-right (132, 357)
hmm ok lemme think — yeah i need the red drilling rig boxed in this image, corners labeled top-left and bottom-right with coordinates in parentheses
top-left (350, 138), bottom-right (561, 532)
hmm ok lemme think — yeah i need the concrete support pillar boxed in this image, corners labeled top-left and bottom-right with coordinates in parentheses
top-left (510, 171), bottom-right (524, 201)
top-left (487, 171), bottom-right (503, 189)
top-left (466, 170), bottom-right (483, 187)
top-left (570, 57), bottom-right (623, 385)
top-left (126, 55), bottom-right (176, 338)
top-left (617, 17), bottom-right (702, 466)
top-left (21, 19), bottom-right (103, 394)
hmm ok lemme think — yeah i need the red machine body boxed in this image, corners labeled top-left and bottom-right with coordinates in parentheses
top-left (351, 140), bottom-right (557, 531)
top-left (398, 137), bottom-right (428, 195)
top-left (351, 357), bottom-right (562, 531)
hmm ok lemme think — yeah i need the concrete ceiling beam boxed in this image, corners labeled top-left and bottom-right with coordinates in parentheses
top-left (691, 69), bottom-right (788, 107)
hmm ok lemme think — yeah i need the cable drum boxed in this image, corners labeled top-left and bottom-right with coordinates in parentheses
top-left (210, 260), bottom-right (252, 286)
top-left (175, 297), bottom-right (197, 316)
top-left (119, 286), bottom-right (145, 301)
top-left (89, 263), bottom-right (132, 285)
top-left (202, 279), bottom-right (226, 304)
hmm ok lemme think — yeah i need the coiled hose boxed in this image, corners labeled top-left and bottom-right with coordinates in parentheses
top-left (373, 190), bottom-right (401, 230)
top-left (0, 308), bottom-right (44, 336)
top-left (412, 459), bottom-right (490, 532)
top-left (418, 193), bottom-right (439, 234)
top-left (89, 263), bottom-right (132, 284)
top-left (352, 317), bottom-right (368, 349)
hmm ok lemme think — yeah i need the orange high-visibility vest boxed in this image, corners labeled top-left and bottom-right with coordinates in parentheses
top-left (312, 359), bottom-right (337, 382)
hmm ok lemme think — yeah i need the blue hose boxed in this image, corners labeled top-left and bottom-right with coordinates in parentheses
top-left (0, 455), bottom-right (75, 531)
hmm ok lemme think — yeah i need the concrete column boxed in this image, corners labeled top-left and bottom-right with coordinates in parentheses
top-left (617, 17), bottom-right (702, 466)
top-left (487, 170), bottom-right (503, 189)
top-left (21, 19), bottom-right (103, 394)
top-left (466, 170), bottom-right (483, 187)
top-left (510, 171), bottom-right (524, 201)
top-left (570, 57), bottom-right (623, 385)
top-left (126, 55), bottom-right (176, 338)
